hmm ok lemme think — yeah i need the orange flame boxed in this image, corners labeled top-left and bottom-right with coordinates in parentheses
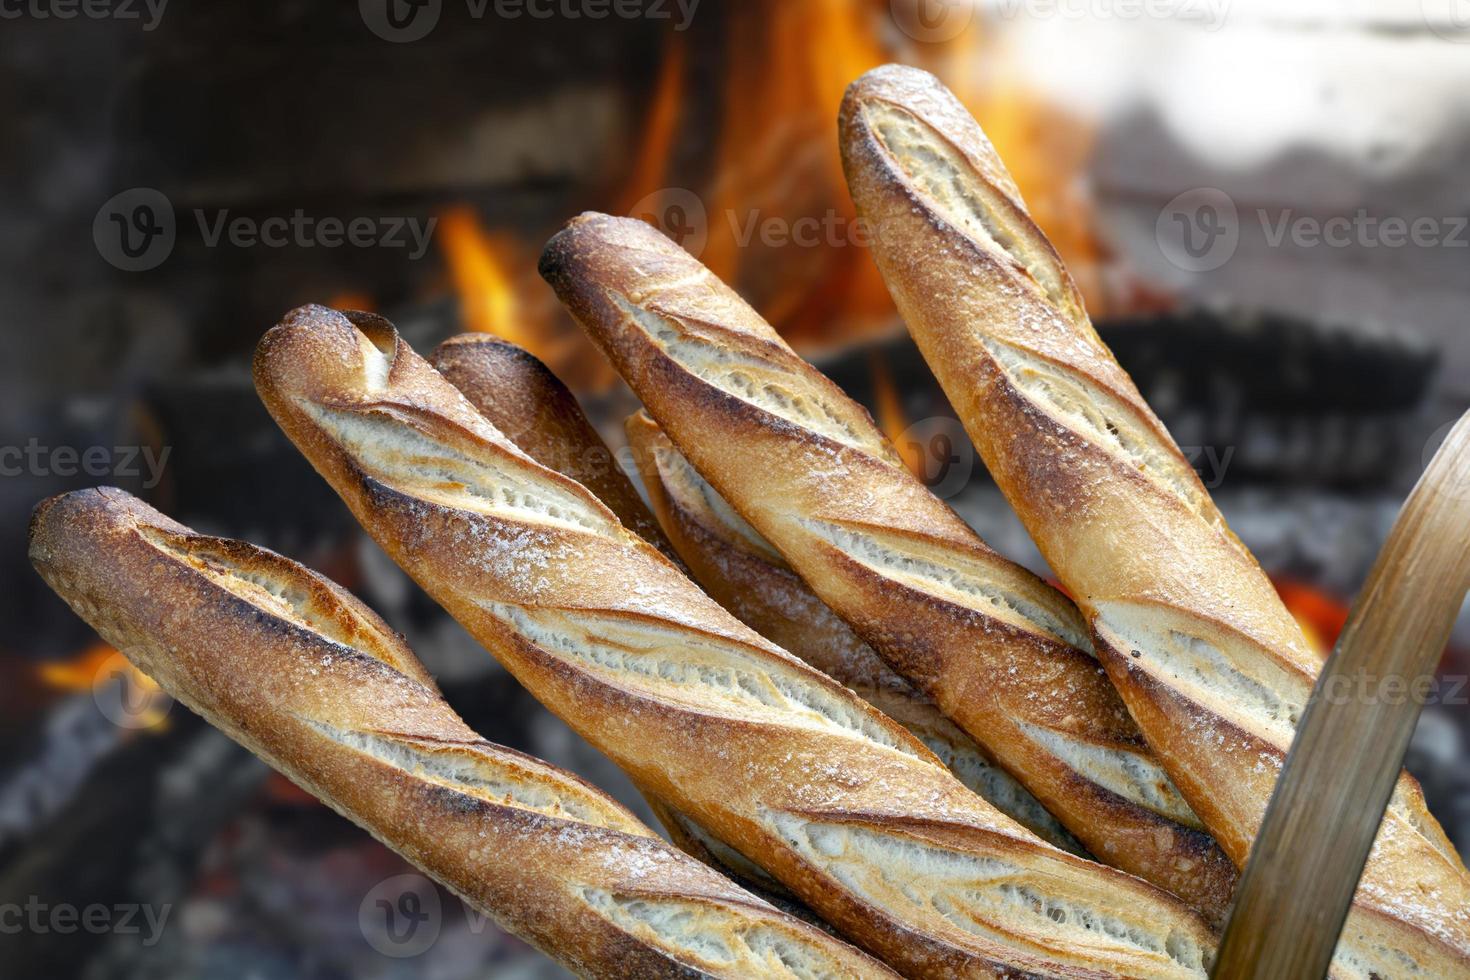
top-left (431, 4), bottom-right (1114, 385)
top-left (1274, 579), bottom-right (1351, 657)
top-left (619, 34), bottom-right (687, 216)
top-left (327, 291), bottom-right (375, 313)
top-left (436, 205), bottom-right (612, 388)
top-left (438, 206), bottom-right (526, 343)
top-left (37, 644), bottom-right (118, 691)
top-left (38, 643), bottom-right (171, 731)
top-left (870, 353), bottom-right (925, 480)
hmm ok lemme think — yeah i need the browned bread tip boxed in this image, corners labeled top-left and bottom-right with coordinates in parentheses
top-left (254, 303), bottom-right (1216, 978)
top-left (29, 486), bottom-right (891, 979)
top-left (840, 62), bottom-right (1470, 978)
top-left (539, 211), bottom-right (1238, 925)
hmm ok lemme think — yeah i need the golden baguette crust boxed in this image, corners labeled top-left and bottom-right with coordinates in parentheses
top-left (839, 63), bottom-right (1470, 977)
top-left (540, 212), bottom-right (1236, 924)
top-left (255, 304), bottom-right (1216, 978)
top-left (29, 488), bottom-right (889, 979)
top-left (429, 334), bottom-right (804, 906)
top-left (432, 334), bottom-right (1081, 861)
top-left (430, 335), bottom-right (676, 559)
top-left (625, 409), bottom-right (1084, 856)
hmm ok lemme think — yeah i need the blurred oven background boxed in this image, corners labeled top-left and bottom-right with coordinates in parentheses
top-left (3, 1), bottom-right (1469, 977)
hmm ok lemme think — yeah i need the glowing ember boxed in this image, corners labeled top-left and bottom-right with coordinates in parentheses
top-left (1274, 578), bottom-right (1350, 657)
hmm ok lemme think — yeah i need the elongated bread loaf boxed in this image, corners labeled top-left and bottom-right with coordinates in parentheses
top-left (625, 409), bottom-right (1084, 855)
top-left (255, 305), bottom-right (1216, 978)
top-left (429, 334), bottom-right (806, 908)
top-left (430, 335), bottom-right (677, 560)
top-left (430, 333), bottom-right (1081, 856)
top-left (28, 488), bottom-right (889, 979)
top-left (540, 212), bottom-right (1237, 924)
top-left (840, 63), bottom-right (1470, 977)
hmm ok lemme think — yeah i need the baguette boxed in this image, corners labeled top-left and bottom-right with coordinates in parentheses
top-left (29, 488), bottom-right (892, 979)
top-left (430, 335), bottom-right (676, 560)
top-left (839, 63), bottom-right (1470, 977)
top-left (431, 333), bottom-right (1081, 855)
top-left (625, 409), bottom-right (1084, 856)
top-left (429, 334), bottom-right (804, 907)
top-left (255, 304), bottom-right (1216, 978)
top-left (540, 213), bottom-right (1237, 924)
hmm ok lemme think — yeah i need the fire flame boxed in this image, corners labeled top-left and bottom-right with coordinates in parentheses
top-left (436, 206), bottom-right (612, 388)
top-left (326, 291), bottom-right (375, 313)
top-left (38, 643), bottom-right (171, 732)
top-left (435, 4), bottom-right (1112, 384)
top-left (438, 206), bottom-right (527, 343)
top-left (1274, 579), bottom-right (1351, 658)
top-left (870, 353), bottom-right (926, 480)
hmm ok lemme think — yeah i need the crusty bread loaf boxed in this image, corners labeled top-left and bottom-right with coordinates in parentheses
top-left (255, 304), bottom-right (1216, 978)
top-left (431, 333), bottom-right (1082, 856)
top-left (625, 409), bottom-right (1084, 855)
top-left (839, 63), bottom-right (1470, 977)
top-left (540, 212), bottom-right (1237, 924)
top-left (429, 334), bottom-right (810, 910)
top-left (430, 334), bottom-right (677, 560)
top-left (28, 488), bottom-right (890, 979)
